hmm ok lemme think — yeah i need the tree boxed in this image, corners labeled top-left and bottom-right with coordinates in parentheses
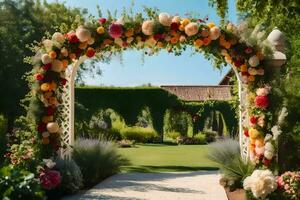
top-left (0, 0), bottom-right (87, 128)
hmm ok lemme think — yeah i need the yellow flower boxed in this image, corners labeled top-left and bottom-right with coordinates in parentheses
top-left (181, 19), bottom-right (190, 26)
top-left (240, 64), bottom-right (247, 72)
top-left (97, 26), bottom-right (105, 34)
top-left (41, 83), bottom-right (50, 92)
top-left (249, 128), bottom-right (260, 139)
top-left (179, 24), bottom-right (185, 31)
top-left (194, 39), bottom-right (203, 48)
top-left (125, 28), bottom-right (134, 37)
top-left (207, 22), bottom-right (215, 29)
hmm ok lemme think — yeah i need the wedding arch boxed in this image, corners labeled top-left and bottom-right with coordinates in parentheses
top-left (22, 11), bottom-right (287, 180)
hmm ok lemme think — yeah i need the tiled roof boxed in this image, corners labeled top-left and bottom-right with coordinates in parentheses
top-left (160, 85), bottom-right (232, 101)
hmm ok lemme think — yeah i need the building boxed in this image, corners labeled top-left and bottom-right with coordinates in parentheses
top-left (160, 70), bottom-right (234, 102)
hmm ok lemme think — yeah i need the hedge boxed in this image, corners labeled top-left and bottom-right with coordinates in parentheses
top-left (75, 86), bottom-right (238, 136)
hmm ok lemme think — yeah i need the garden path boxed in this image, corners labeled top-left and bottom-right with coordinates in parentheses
top-left (63, 171), bottom-right (227, 200)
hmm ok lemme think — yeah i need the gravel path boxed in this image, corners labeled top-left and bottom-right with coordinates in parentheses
top-left (63, 171), bottom-right (227, 200)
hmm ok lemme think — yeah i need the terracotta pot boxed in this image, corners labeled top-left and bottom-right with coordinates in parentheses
top-left (224, 187), bottom-right (246, 200)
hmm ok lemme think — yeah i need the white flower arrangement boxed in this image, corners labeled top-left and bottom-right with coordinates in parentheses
top-left (243, 169), bottom-right (277, 199)
top-left (271, 125), bottom-right (282, 140)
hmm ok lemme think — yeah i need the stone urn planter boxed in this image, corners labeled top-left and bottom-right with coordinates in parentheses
top-left (224, 187), bottom-right (246, 200)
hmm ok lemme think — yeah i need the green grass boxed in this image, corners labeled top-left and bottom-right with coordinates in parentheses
top-left (118, 144), bottom-right (218, 173)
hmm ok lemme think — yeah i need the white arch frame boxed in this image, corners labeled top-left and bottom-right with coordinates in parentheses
top-left (59, 28), bottom-right (286, 160)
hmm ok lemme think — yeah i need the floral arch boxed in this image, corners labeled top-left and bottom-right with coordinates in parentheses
top-left (19, 10), bottom-right (287, 194)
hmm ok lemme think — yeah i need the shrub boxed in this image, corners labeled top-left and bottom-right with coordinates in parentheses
top-left (193, 133), bottom-right (207, 144)
top-left (207, 139), bottom-right (254, 190)
top-left (118, 139), bottom-right (134, 148)
top-left (165, 131), bottom-right (181, 140)
top-left (72, 138), bottom-right (129, 187)
top-left (203, 130), bottom-right (217, 143)
top-left (163, 109), bottom-right (193, 136)
top-left (0, 115), bottom-right (7, 165)
top-left (55, 157), bottom-right (83, 194)
top-left (0, 165), bottom-right (45, 200)
top-left (176, 135), bottom-right (206, 145)
top-left (120, 126), bottom-right (158, 143)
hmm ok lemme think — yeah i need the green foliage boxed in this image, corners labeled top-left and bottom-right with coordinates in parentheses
top-left (0, 165), bottom-right (45, 200)
top-left (0, 115), bottom-right (8, 165)
top-left (165, 131), bottom-right (181, 140)
top-left (72, 138), bottom-right (129, 187)
top-left (163, 109), bottom-right (193, 137)
top-left (136, 106), bottom-right (153, 128)
top-left (194, 133), bottom-right (207, 144)
top-left (55, 157), bottom-right (83, 194)
top-left (0, 0), bottom-right (87, 125)
top-left (208, 139), bottom-right (255, 189)
top-left (120, 126), bottom-right (158, 143)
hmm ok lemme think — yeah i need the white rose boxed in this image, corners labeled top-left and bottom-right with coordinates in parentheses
top-left (248, 68), bottom-right (257, 76)
top-left (172, 16), bottom-right (181, 23)
top-left (184, 22), bottom-right (199, 36)
top-left (249, 55), bottom-right (260, 67)
top-left (52, 32), bottom-right (65, 43)
top-left (41, 54), bottom-right (52, 64)
top-left (43, 39), bottom-right (53, 52)
top-left (210, 26), bottom-right (221, 40)
top-left (87, 37), bottom-right (95, 45)
top-left (76, 26), bottom-right (91, 42)
top-left (142, 20), bottom-right (154, 36)
top-left (264, 150), bottom-right (274, 160)
top-left (159, 12), bottom-right (172, 26)
top-left (256, 87), bottom-right (269, 96)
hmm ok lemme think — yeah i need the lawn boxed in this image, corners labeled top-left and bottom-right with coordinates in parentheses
top-left (118, 144), bottom-right (218, 173)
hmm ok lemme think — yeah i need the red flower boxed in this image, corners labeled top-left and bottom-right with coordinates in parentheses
top-left (42, 63), bottom-right (52, 71)
top-left (241, 72), bottom-right (249, 76)
top-left (46, 107), bottom-right (55, 116)
top-left (170, 22), bottom-right (179, 31)
top-left (86, 47), bottom-right (95, 58)
top-left (67, 32), bottom-right (79, 43)
top-left (60, 78), bottom-right (67, 86)
top-left (153, 33), bottom-right (163, 41)
top-left (39, 170), bottom-right (61, 190)
top-left (38, 123), bottom-right (47, 133)
top-left (122, 41), bottom-right (129, 47)
top-left (108, 23), bottom-right (123, 38)
top-left (255, 95), bottom-right (269, 109)
top-left (244, 129), bottom-right (249, 137)
top-left (250, 116), bottom-right (257, 124)
top-left (76, 49), bottom-right (83, 57)
top-left (234, 59), bottom-right (243, 67)
top-left (35, 73), bottom-right (44, 81)
top-left (263, 158), bottom-right (271, 167)
top-left (99, 18), bottom-right (107, 24)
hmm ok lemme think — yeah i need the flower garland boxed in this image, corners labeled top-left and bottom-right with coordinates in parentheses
top-left (17, 11), bottom-right (283, 193)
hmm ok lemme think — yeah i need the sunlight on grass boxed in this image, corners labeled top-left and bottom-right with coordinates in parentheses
top-left (119, 144), bottom-right (218, 173)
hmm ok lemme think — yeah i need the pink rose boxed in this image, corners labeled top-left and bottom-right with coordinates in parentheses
top-left (108, 23), bottom-right (123, 38)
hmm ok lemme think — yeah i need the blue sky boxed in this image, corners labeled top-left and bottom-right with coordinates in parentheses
top-left (48, 0), bottom-right (238, 86)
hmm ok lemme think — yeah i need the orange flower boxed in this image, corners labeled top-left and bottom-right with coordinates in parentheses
top-left (225, 55), bottom-right (232, 63)
top-left (49, 51), bottom-right (57, 59)
top-left (224, 42), bottom-right (231, 49)
top-left (248, 75), bottom-right (255, 82)
top-left (62, 59), bottom-right (69, 68)
top-left (79, 42), bottom-right (88, 50)
top-left (170, 37), bottom-right (178, 44)
top-left (179, 24), bottom-right (185, 31)
top-left (125, 28), bottom-right (134, 37)
top-left (86, 47), bottom-right (95, 58)
top-left (181, 19), bottom-right (190, 26)
top-left (103, 39), bottom-right (113, 46)
top-left (203, 37), bottom-right (211, 46)
top-left (194, 39), bottom-right (203, 48)
top-left (41, 83), bottom-right (50, 92)
top-left (49, 82), bottom-right (57, 91)
top-left (97, 26), bottom-right (105, 34)
top-left (156, 41), bottom-right (164, 48)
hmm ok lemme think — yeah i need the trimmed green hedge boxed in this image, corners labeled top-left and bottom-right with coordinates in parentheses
top-left (75, 87), bottom-right (238, 136)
